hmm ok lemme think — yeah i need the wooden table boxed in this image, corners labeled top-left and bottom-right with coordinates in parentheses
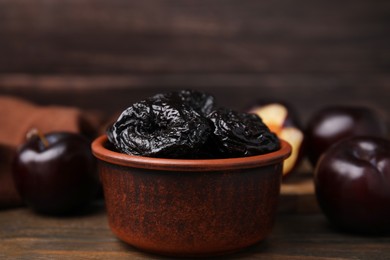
top-left (1, 175), bottom-right (389, 260)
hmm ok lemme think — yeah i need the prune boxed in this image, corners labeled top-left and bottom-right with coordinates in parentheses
top-left (107, 95), bottom-right (212, 158)
top-left (208, 108), bottom-right (280, 157)
top-left (107, 90), bottom-right (281, 159)
top-left (176, 89), bottom-right (216, 116)
top-left (152, 90), bottom-right (216, 116)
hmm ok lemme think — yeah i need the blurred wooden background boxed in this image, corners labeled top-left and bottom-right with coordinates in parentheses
top-left (0, 0), bottom-right (389, 123)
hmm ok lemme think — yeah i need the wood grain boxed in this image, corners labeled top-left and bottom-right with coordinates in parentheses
top-left (0, 0), bottom-right (389, 124)
top-left (1, 202), bottom-right (389, 259)
top-left (0, 0), bottom-right (389, 74)
top-left (0, 73), bottom-right (389, 125)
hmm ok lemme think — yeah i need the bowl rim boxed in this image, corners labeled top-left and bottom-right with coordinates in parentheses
top-left (92, 135), bottom-right (291, 171)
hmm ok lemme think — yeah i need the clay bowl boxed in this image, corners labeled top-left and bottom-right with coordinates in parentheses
top-left (92, 135), bottom-right (291, 257)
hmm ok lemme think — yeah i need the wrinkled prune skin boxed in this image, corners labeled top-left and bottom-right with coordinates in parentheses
top-left (107, 94), bottom-right (213, 158)
top-left (208, 108), bottom-right (280, 157)
top-left (177, 89), bottom-right (216, 116)
top-left (108, 90), bottom-right (281, 158)
top-left (152, 90), bottom-right (216, 116)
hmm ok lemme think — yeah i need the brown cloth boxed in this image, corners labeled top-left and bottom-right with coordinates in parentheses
top-left (0, 95), bottom-right (103, 209)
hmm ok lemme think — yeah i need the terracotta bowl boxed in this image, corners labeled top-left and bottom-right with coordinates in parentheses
top-left (92, 135), bottom-right (291, 257)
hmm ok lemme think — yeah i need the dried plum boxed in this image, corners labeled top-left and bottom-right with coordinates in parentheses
top-left (107, 95), bottom-right (213, 158)
top-left (151, 90), bottom-right (216, 116)
top-left (208, 108), bottom-right (280, 157)
top-left (176, 89), bottom-right (216, 116)
top-left (107, 90), bottom-right (281, 159)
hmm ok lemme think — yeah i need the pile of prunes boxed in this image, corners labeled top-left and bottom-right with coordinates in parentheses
top-left (107, 90), bottom-right (280, 159)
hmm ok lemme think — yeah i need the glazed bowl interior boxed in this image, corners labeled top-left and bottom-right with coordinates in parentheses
top-left (92, 135), bottom-right (291, 257)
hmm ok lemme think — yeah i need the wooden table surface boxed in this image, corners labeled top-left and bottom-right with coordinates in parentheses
top-left (1, 174), bottom-right (389, 260)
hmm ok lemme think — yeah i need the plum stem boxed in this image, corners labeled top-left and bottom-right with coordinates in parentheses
top-left (26, 128), bottom-right (49, 148)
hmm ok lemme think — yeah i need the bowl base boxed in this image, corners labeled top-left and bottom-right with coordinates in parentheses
top-left (110, 223), bottom-right (267, 257)
top-left (117, 236), bottom-right (265, 258)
